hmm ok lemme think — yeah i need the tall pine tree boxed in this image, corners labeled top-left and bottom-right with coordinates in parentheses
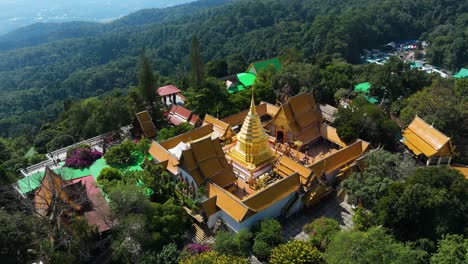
top-left (138, 50), bottom-right (157, 103)
top-left (190, 35), bottom-right (205, 88)
top-left (137, 50), bottom-right (164, 126)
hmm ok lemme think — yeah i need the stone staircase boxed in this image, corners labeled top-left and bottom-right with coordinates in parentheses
top-left (192, 223), bottom-right (213, 244)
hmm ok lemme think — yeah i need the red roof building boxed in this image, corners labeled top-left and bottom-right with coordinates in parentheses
top-left (167, 105), bottom-right (200, 127)
top-left (157, 85), bottom-right (181, 97)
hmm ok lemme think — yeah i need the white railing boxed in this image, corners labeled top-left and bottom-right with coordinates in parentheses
top-left (20, 125), bottom-right (133, 177)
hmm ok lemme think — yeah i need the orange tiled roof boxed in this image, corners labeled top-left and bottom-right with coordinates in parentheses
top-left (203, 115), bottom-right (235, 140)
top-left (201, 196), bottom-right (219, 217)
top-left (262, 101), bottom-right (280, 116)
top-left (221, 103), bottom-right (271, 126)
top-left (452, 166), bottom-right (468, 179)
top-left (308, 140), bottom-right (370, 176)
top-left (243, 173), bottom-right (300, 212)
top-left (402, 116), bottom-right (453, 157)
top-left (134, 111), bottom-right (157, 138)
top-left (181, 137), bottom-right (236, 186)
top-left (160, 124), bottom-right (213, 149)
top-left (320, 124), bottom-right (346, 147)
top-left (275, 156), bottom-right (312, 184)
top-left (268, 93), bottom-right (323, 144)
top-left (208, 182), bottom-right (253, 222)
top-left (149, 142), bottom-right (179, 175)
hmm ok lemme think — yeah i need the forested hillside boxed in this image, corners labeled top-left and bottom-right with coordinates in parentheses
top-left (0, 0), bottom-right (466, 139)
top-left (0, 0), bottom-right (229, 52)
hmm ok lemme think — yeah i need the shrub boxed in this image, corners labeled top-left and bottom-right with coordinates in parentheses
top-left (184, 243), bottom-right (210, 255)
top-left (214, 230), bottom-right (253, 257)
top-left (252, 239), bottom-right (273, 261)
top-left (303, 217), bottom-right (340, 250)
top-left (252, 219), bottom-right (284, 261)
top-left (64, 148), bottom-right (102, 169)
top-left (98, 167), bottom-right (123, 192)
top-left (180, 251), bottom-right (249, 264)
top-left (104, 140), bottom-right (136, 166)
top-left (270, 240), bottom-right (324, 264)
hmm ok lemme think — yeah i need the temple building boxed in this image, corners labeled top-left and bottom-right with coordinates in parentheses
top-left (149, 92), bottom-right (370, 232)
top-left (401, 116), bottom-right (455, 166)
top-left (131, 110), bottom-right (157, 139)
top-left (226, 97), bottom-right (276, 181)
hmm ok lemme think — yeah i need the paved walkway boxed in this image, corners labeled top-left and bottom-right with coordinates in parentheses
top-left (281, 192), bottom-right (354, 241)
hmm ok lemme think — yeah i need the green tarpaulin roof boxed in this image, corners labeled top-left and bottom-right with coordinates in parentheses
top-left (237, 72), bottom-right (256, 87)
top-left (354, 82), bottom-right (371, 94)
top-left (366, 96), bottom-right (379, 104)
top-left (454, 68), bottom-right (468, 78)
top-left (247, 57), bottom-right (282, 74)
top-left (228, 84), bottom-right (246, 94)
top-left (17, 152), bottom-right (147, 195)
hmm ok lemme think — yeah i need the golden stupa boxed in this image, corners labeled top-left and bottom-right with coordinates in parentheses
top-left (228, 94), bottom-right (276, 174)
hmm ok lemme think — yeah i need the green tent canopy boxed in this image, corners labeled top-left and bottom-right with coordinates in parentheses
top-left (237, 72), bottom-right (256, 87)
top-left (354, 82), bottom-right (371, 94)
top-left (247, 57), bottom-right (282, 74)
top-left (454, 68), bottom-right (468, 78)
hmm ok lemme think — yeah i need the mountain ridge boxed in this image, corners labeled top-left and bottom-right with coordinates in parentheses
top-left (0, 0), bottom-right (232, 52)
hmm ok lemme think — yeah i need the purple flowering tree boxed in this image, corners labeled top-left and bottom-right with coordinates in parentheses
top-left (64, 148), bottom-right (102, 169)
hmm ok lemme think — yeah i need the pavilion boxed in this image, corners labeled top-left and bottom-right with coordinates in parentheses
top-left (157, 85), bottom-right (182, 105)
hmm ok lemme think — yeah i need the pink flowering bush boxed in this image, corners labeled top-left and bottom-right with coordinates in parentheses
top-left (184, 243), bottom-right (210, 255)
top-left (64, 148), bottom-right (102, 169)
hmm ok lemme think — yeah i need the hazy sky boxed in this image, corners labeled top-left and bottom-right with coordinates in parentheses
top-left (0, 0), bottom-right (194, 34)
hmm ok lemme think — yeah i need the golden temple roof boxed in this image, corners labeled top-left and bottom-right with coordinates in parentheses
top-left (228, 96), bottom-right (275, 170)
top-left (267, 92), bottom-right (323, 144)
top-left (401, 116), bottom-right (453, 157)
top-left (203, 114), bottom-right (236, 140)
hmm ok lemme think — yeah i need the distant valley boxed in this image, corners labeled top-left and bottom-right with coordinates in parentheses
top-left (0, 0), bottom-right (195, 35)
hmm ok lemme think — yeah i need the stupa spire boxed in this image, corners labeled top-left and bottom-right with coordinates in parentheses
top-left (228, 89), bottom-right (275, 170)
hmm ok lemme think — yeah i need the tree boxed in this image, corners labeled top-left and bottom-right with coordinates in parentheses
top-left (138, 51), bottom-right (157, 103)
top-left (303, 217), bottom-right (340, 251)
top-left (214, 230), bottom-right (253, 257)
top-left (352, 207), bottom-right (376, 231)
top-left (156, 123), bottom-right (193, 142)
top-left (325, 227), bottom-right (428, 264)
top-left (109, 185), bottom-right (188, 262)
top-left (140, 243), bottom-right (180, 264)
top-left (139, 161), bottom-right (177, 203)
top-left (206, 59), bottom-right (228, 78)
top-left (399, 79), bottom-right (466, 137)
top-left (0, 210), bottom-right (39, 264)
top-left (334, 96), bottom-right (400, 149)
top-left (376, 167), bottom-right (468, 242)
top-left (430, 234), bottom-right (467, 264)
top-left (104, 140), bottom-right (137, 167)
top-left (97, 167), bottom-right (123, 193)
top-left (252, 219), bottom-right (283, 261)
top-left (180, 251), bottom-right (249, 264)
top-left (270, 240), bottom-right (324, 264)
top-left (45, 133), bottom-right (74, 152)
top-left (185, 78), bottom-right (231, 117)
top-left (190, 35), bottom-right (205, 88)
top-left (0, 166), bottom-right (16, 186)
top-left (64, 147), bottom-right (102, 169)
top-left (317, 61), bottom-right (354, 104)
top-left (342, 149), bottom-right (415, 209)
